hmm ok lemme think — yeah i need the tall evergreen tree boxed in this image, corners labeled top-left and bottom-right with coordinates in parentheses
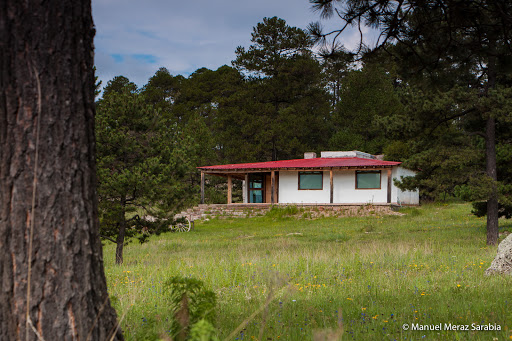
top-left (96, 79), bottom-right (193, 264)
top-left (142, 67), bottom-right (184, 111)
top-left (103, 75), bottom-right (137, 96)
top-left (319, 48), bottom-right (356, 108)
top-left (0, 0), bottom-right (121, 339)
top-left (170, 65), bottom-right (245, 165)
top-left (310, 0), bottom-right (512, 245)
top-left (234, 16), bottom-right (313, 77)
top-left (330, 63), bottom-right (403, 154)
top-left (230, 17), bottom-right (330, 161)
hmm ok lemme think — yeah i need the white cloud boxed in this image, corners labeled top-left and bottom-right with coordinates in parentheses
top-left (92, 0), bottom-right (378, 88)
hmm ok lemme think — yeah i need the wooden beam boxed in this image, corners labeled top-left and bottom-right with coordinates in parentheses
top-left (330, 169), bottom-right (334, 204)
top-left (271, 170), bottom-right (275, 204)
top-left (201, 173), bottom-right (245, 180)
top-left (227, 174), bottom-right (232, 204)
top-left (276, 172), bottom-right (279, 203)
top-left (245, 173), bottom-right (249, 204)
top-left (199, 166), bottom-right (394, 175)
top-left (200, 171), bottom-right (205, 204)
top-left (387, 169), bottom-right (392, 204)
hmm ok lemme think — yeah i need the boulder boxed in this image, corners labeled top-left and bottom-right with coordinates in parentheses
top-left (485, 233), bottom-right (512, 275)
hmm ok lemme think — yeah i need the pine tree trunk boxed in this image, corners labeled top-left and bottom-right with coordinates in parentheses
top-left (486, 117), bottom-right (499, 245)
top-left (115, 225), bottom-right (126, 265)
top-left (485, 41), bottom-right (499, 246)
top-left (0, 1), bottom-right (123, 339)
top-left (115, 199), bottom-right (127, 265)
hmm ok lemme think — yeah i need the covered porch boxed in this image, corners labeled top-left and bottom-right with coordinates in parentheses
top-left (199, 167), bottom-right (395, 205)
top-left (199, 170), bottom-right (279, 205)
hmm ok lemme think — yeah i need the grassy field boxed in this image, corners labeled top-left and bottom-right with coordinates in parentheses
top-left (103, 203), bottom-right (512, 340)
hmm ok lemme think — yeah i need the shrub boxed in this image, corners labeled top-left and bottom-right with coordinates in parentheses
top-left (265, 205), bottom-right (299, 218)
top-left (189, 319), bottom-right (219, 341)
top-left (165, 276), bottom-right (217, 340)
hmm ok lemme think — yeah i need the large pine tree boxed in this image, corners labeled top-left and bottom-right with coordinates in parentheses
top-left (0, 1), bottom-right (122, 339)
top-left (310, 0), bottom-right (512, 245)
top-left (231, 17), bottom-right (330, 161)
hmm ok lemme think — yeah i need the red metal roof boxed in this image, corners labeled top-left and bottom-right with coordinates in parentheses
top-left (198, 157), bottom-right (401, 171)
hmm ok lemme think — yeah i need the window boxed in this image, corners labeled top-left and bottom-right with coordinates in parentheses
top-left (249, 175), bottom-right (263, 189)
top-left (356, 171), bottom-right (381, 189)
top-left (299, 171), bottom-right (323, 190)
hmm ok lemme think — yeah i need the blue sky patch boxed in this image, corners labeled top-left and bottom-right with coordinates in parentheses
top-left (135, 30), bottom-right (161, 40)
top-left (111, 54), bottom-right (124, 63)
top-left (132, 54), bottom-right (158, 64)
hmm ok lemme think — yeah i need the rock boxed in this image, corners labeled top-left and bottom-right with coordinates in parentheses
top-left (485, 233), bottom-right (512, 275)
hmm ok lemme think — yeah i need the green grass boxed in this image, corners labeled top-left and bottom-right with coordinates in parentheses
top-left (104, 203), bottom-right (512, 340)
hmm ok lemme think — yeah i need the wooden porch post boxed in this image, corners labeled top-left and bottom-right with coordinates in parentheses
top-left (227, 174), bottom-right (232, 204)
top-left (330, 169), bottom-right (334, 204)
top-left (271, 170), bottom-right (275, 204)
top-left (387, 168), bottom-right (392, 204)
top-left (245, 173), bottom-right (249, 203)
top-left (200, 171), bottom-right (205, 204)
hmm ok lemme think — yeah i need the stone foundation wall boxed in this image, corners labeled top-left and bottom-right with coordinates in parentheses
top-left (175, 203), bottom-right (401, 221)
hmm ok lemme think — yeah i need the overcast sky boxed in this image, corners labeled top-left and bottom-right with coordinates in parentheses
top-left (92, 0), bottom-right (372, 89)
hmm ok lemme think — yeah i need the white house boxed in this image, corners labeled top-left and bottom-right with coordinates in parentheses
top-left (197, 151), bottom-right (419, 206)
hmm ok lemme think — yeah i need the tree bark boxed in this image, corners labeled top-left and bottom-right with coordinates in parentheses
top-left (0, 0), bottom-right (123, 339)
top-left (200, 171), bottom-right (205, 204)
top-left (116, 199), bottom-right (127, 265)
top-left (485, 40), bottom-right (499, 246)
top-left (486, 116), bottom-right (499, 245)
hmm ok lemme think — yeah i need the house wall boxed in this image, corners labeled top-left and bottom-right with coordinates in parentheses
top-left (332, 170), bottom-right (388, 204)
top-left (278, 168), bottom-right (419, 204)
top-left (391, 167), bottom-right (419, 205)
top-left (278, 171), bottom-right (330, 203)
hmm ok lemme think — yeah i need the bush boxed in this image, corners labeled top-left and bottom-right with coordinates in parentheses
top-left (265, 205), bottom-right (299, 218)
top-left (472, 201), bottom-right (512, 219)
top-left (165, 276), bottom-right (217, 340)
top-left (189, 319), bottom-right (219, 341)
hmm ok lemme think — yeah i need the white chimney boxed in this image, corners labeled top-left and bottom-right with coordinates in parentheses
top-left (304, 152), bottom-right (317, 159)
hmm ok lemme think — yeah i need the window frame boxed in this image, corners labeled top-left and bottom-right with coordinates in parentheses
top-left (298, 171), bottom-right (323, 190)
top-left (248, 174), bottom-right (265, 203)
top-left (355, 170), bottom-right (382, 190)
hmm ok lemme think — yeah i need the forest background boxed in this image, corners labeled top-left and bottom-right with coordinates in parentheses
top-left (96, 11), bottom-right (512, 260)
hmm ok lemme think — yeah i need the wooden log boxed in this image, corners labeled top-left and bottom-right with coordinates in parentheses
top-left (199, 166), bottom-right (392, 174)
top-left (227, 174), bottom-right (232, 204)
top-left (387, 169), bottom-right (392, 203)
top-left (330, 169), bottom-right (334, 204)
top-left (271, 171), bottom-right (275, 204)
top-left (245, 173), bottom-right (249, 203)
top-left (201, 171), bottom-right (205, 204)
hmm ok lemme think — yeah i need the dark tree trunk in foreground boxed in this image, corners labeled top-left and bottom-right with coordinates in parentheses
top-left (0, 1), bottom-right (123, 340)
